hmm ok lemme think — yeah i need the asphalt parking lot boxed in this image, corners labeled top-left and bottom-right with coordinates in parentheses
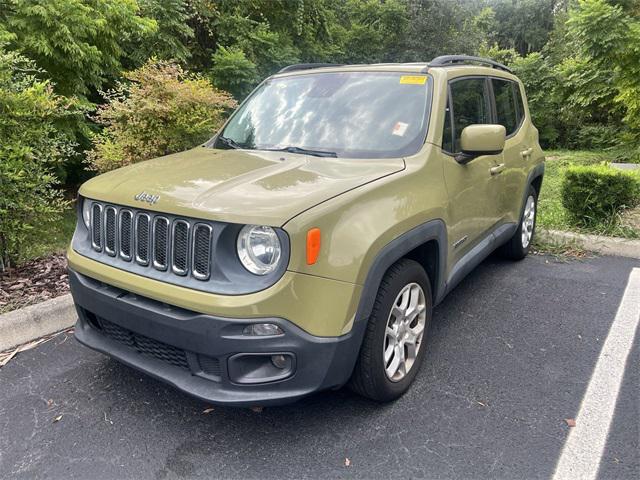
top-left (0, 253), bottom-right (638, 480)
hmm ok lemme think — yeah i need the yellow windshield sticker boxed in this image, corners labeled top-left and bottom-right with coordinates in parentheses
top-left (399, 75), bottom-right (427, 85)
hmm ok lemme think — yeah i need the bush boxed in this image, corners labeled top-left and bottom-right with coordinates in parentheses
top-left (87, 60), bottom-right (237, 173)
top-left (0, 47), bottom-right (71, 269)
top-left (561, 164), bottom-right (640, 226)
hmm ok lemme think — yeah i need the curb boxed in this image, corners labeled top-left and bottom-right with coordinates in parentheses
top-left (0, 294), bottom-right (76, 352)
top-left (537, 229), bottom-right (640, 259)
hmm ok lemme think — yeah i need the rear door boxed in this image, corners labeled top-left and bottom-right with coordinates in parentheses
top-left (490, 78), bottom-right (529, 224)
top-left (440, 76), bottom-right (503, 264)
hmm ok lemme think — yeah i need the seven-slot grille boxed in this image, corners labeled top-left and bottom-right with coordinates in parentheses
top-left (90, 201), bottom-right (213, 281)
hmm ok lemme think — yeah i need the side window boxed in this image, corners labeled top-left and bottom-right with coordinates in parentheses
top-left (449, 78), bottom-right (491, 153)
top-left (492, 79), bottom-right (518, 135)
top-left (442, 97), bottom-right (453, 152)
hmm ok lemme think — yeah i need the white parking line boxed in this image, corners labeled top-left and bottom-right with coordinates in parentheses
top-left (552, 267), bottom-right (640, 480)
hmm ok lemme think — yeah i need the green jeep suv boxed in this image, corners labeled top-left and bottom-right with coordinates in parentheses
top-left (68, 56), bottom-right (544, 406)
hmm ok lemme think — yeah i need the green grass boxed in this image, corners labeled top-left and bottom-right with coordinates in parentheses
top-left (531, 237), bottom-right (592, 260)
top-left (22, 205), bottom-right (77, 261)
top-left (538, 150), bottom-right (640, 239)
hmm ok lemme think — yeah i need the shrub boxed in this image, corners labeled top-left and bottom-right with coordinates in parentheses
top-left (87, 60), bottom-right (237, 173)
top-left (561, 164), bottom-right (640, 226)
top-left (0, 46), bottom-right (71, 269)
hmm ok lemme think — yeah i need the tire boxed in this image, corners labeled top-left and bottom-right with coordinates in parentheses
top-left (349, 258), bottom-right (432, 402)
top-left (499, 185), bottom-right (538, 260)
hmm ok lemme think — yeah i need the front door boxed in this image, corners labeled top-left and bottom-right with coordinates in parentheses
top-left (440, 77), bottom-right (503, 266)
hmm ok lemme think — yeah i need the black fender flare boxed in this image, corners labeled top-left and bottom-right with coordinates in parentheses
top-left (524, 163), bottom-right (545, 210)
top-left (354, 219), bottom-right (448, 324)
top-left (331, 219), bottom-right (447, 385)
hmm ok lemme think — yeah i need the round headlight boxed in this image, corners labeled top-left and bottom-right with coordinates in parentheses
top-left (237, 225), bottom-right (282, 275)
top-left (82, 198), bottom-right (91, 228)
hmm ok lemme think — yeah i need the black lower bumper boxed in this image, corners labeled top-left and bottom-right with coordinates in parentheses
top-left (69, 269), bottom-right (364, 407)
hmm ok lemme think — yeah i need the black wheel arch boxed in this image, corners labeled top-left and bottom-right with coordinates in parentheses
top-left (354, 219), bottom-right (448, 326)
top-left (526, 163), bottom-right (545, 203)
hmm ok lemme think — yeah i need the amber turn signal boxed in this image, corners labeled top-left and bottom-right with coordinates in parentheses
top-left (306, 228), bottom-right (321, 265)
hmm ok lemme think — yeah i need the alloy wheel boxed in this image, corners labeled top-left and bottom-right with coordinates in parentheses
top-left (521, 195), bottom-right (536, 248)
top-left (383, 282), bottom-right (427, 382)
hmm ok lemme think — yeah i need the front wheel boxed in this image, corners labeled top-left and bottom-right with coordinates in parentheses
top-left (499, 185), bottom-right (538, 260)
top-left (349, 259), bottom-right (432, 402)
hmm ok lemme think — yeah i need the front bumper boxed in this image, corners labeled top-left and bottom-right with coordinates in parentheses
top-left (69, 269), bottom-right (365, 407)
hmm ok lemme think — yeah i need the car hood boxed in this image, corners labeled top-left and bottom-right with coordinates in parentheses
top-left (79, 147), bottom-right (405, 226)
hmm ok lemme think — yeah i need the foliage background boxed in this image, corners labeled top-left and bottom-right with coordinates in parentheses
top-left (0, 46), bottom-right (73, 268)
top-left (87, 60), bottom-right (236, 173)
top-left (1, 0), bottom-right (639, 264)
top-left (2, 0), bottom-right (638, 161)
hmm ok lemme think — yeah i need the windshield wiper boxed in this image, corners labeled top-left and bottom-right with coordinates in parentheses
top-left (263, 146), bottom-right (338, 158)
top-left (216, 135), bottom-right (244, 150)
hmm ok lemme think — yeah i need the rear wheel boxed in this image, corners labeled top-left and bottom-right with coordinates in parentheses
top-left (349, 259), bottom-right (432, 402)
top-left (499, 185), bottom-right (537, 260)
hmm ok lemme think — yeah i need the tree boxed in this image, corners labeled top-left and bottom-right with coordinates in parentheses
top-left (330, 0), bottom-right (410, 64)
top-left (209, 46), bottom-right (259, 99)
top-left (401, 0), bottom-right (490, 62)
top-left (236, 25), bottom-right (300, 79)
top-left (128, 0), bottom-right (194, 65)
top-left (490, 0), bottom-right (559, 55)
top-left (512, 52), bottom-right (564, 147)
top-left (563, 0), bottom-right (640, 156)
top-left (2, 0), bottom-right (156, 99)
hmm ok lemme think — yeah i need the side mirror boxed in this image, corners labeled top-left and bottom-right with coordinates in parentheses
top-left (456, 124), bottom-right (506, 164)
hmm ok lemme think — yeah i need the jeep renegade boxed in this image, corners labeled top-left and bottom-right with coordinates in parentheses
top-left (68, 55), bottom-right (544, 406)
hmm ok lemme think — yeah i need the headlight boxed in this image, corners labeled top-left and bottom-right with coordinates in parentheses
top-left (81, 198), bottom-right (91, 228)
top-left (237, 225), bottom-right (282, 275)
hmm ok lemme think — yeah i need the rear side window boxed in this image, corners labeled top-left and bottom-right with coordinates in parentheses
top-left (492, 79), bottom-right (518, 135)
top-left (445, 78), bottom-right (491, 153)
top-left (514, 83), bottom-right (526, 122)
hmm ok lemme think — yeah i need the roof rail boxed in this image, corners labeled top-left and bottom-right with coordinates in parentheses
top-left (427, 55), bottom-right (513, 74)
top-left (278, 63), bottom-right (343, 74)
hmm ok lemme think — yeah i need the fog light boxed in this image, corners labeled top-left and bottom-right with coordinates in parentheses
top-left (271, 354), bottom-right (288, 369)
top-left (228, 353), bottom-right (296, 384)
top-left (243, 323), bottom-right (283, 336)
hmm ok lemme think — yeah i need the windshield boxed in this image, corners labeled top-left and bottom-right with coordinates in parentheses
top-left (212, 72), bottom-right (431, 158)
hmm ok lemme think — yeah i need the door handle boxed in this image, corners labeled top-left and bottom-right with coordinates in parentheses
top-left (520, 147), bottom-right (533, 158)
top-left (490, 164), bottom-right (505, 175)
